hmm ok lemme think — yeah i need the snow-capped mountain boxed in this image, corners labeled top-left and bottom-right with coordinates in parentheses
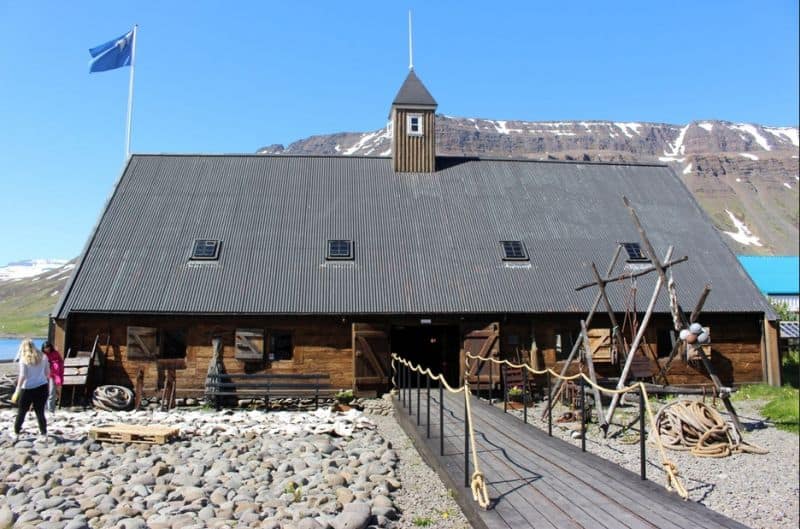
top-left (0, 259), bottom-right (72, 282)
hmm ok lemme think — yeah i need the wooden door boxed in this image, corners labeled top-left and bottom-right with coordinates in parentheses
top-left (353, 323), bottom-right (391, 395)
top-left (462, 322), bottom-right (500, 383)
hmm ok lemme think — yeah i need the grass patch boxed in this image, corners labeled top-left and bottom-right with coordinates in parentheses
top-left (735, 383), bottom-right (799, 434)
top-left (782, 349), bottom-right (799, 388)
top-left (413, 517), bottom-right (434, 527)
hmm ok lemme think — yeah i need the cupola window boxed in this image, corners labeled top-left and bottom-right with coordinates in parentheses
top-left (407, 114), bottom-right (423, 136)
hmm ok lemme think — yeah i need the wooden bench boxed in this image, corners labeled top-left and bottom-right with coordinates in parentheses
top-left (205, 373), bottom-right (333, 410)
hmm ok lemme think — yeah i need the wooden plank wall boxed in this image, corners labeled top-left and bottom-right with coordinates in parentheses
top-left (499, 314), bottom-right (764, 386)
top-left (65, 315), bottom-right (353, 396)
top-left (60, 311), bottom-right (766, 397)
top-left (392, 108), bottom-right (435, 173)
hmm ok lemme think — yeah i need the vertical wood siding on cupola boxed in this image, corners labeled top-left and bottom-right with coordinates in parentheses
top-left (392, 108), bottom-right (436, 173)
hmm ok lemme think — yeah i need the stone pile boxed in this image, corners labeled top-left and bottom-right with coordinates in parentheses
top-left (0, 407), bottom-right (407, 529)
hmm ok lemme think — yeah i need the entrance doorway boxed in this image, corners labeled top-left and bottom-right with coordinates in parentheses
top-left (391, 325), bottom-right (460, 387)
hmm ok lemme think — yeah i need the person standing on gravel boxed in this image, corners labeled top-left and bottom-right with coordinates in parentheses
top-left (11, 338), bottom-right (50, 439)
top-left (42, 341), bottom-right (64, 412)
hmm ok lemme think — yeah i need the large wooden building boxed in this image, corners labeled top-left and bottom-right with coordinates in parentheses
top-left (52, 70), bottom-right (780, 396)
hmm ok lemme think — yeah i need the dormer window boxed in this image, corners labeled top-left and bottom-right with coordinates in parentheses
top-left (407, 114), bottom-right (423, 136)
top-left (622, 242), bottom-right (649, 262)
top-left (327, 240), bottom-right (354, 260)
top-left (190, 239), bottom-right (220, 261)
top-left (501, 241), bottom-right (528, 261)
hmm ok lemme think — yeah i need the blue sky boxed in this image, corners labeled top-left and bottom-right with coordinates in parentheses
top-left (0, 1), bottom-right (797, 266)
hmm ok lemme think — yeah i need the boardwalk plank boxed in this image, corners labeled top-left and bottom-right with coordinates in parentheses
top-left (463, 396), bottom-right (748, 529)
top-left (396, 391), bottom-right (751, 529)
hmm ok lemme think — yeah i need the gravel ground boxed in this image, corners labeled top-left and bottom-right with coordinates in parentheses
top-left (369, 397), bottom-right (472, 529)
top-left (494, 395), bottom-right (799, 529)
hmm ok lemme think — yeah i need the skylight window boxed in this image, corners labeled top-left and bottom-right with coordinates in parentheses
top-left (622, 242), bottom-right (649, 262)
top-left (191, 239), bottom-right (220, 261)
top-left (327, 240), bottom-right (354, 260)
top-left (501, 241), bottom-right (528, 261)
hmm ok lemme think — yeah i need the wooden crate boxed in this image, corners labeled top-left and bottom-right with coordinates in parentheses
top-left (89, 423), bottom-right (179, 444)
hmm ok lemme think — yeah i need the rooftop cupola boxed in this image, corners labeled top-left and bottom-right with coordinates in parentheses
top-left (390, 69), bottom-right (437, 172)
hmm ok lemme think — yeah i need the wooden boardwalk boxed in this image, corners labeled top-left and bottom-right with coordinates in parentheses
top-left (394, 390), bottom-right (750, 529)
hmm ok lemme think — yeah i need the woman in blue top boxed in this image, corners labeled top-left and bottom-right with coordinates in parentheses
top-left (12, 338), bottom-right (50, 439)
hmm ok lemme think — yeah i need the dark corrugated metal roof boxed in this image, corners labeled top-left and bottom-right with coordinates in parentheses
top-left (392, 70), bottom-right (437, 107)
top-left (55, 154), bottom-right (773, 318)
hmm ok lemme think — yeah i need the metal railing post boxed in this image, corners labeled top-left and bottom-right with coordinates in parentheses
top-left (400, 364), bottom-right (405, 407)
top-left (503, 365), bottom-right (508, 413)
top-left (547, 371), bottom-right (552, 437)
top-left (581, 380), bottom-right (587, 452)
top-left (489, 360), bottom-right (493, 402)
top-left (640, 389), bottom-right (646, 480)
top-left (523, 367), bottom-right (529, 424)
top-left (426, 375), bottom-right (431, 438)
top-left (439, 383), bottom-right (444, 456)
top-left (407, 365), bottom-right (412, 413)
top-left (464, 396), bottom-right (470, 488)
top-left (416, 370), bottom-right (421, 425)
top-left (476, 361), bottom-right (481, 400)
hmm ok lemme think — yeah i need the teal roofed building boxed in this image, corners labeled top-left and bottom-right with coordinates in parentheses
top-left (737, 256), bottom-right (800, 313)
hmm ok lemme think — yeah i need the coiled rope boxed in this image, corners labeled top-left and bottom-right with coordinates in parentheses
top-left (654, 400), bottom-right (768, 458)
top-left (463, 352), bottom-right (689, 499)
top-left (391, 354), bottom-right (491, 509)
top-left (92, 385), bottom-right (134, 411)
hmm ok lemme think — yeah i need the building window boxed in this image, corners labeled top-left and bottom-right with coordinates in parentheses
top-left (622, 242), bottom-right (649, 262)
top-left (161, 329), bottom-right (187, 359)
top-left (501, 240), bottom-right (528, 261)
top-left (191, 239), bottom-right (221, 260)
top-left (407, 114), bottom-right (423, 136)
top-left (327, 239), bottom-right (354, 260)
top-left (269, 332), bottom-right (292, 361)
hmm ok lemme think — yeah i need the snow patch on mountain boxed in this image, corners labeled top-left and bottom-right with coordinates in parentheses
top-left (722, 210), bottom-right (762, 247)
top-left (0, 259), bottom-right (70, 282)
top-left (664, 124), bottom-right (690, 157)
top-left (731, 124), bottom-right (772, 151)
top-left (698, 122), bottom-right (714, 132)
top-left (739, 152), bottom-right (759, 161)
top-left (764, 127), bottom-right (799, 147)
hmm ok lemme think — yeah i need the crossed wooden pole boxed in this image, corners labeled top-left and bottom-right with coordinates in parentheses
top-left (545, 196), bottom-right (742, 435)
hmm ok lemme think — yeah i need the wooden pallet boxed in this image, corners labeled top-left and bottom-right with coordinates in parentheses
top-left (89, 423), bottom-right (179, 444)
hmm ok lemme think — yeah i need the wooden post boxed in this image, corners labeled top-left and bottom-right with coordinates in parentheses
top-left (590, 262), bottom-right (627, 364)
top-left (605, 247), bottom-right (674, 425)
top-left (580, 319), bottom-right (608, 433)
top-left (543, 245), bottom-right (623, 419)
top-left (763, 319), bottom-right (781, 387)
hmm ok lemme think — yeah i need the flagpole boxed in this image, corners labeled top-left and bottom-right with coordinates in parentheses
top-left (125, 25), bottom-right (138, 160)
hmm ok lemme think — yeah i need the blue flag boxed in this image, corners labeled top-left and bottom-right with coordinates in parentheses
top-left (89, 29), bottom-right (134, 73)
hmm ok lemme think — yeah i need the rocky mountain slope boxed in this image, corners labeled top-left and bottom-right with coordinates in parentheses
top-left (0, 260), bottom-right (74, 336)
top-left (259, 118), bottom-right (799, 255)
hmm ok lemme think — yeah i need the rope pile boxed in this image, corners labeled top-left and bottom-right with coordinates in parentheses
top-left (93, 385), bottom-right (134, 411)
top-left (654, 400), bottom-right (768, 458)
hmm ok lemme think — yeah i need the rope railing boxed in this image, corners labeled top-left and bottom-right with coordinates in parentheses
top-left (391, 354), bottom-right (491, 509)
top-left (464, 352), bottom-right (689, 499)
